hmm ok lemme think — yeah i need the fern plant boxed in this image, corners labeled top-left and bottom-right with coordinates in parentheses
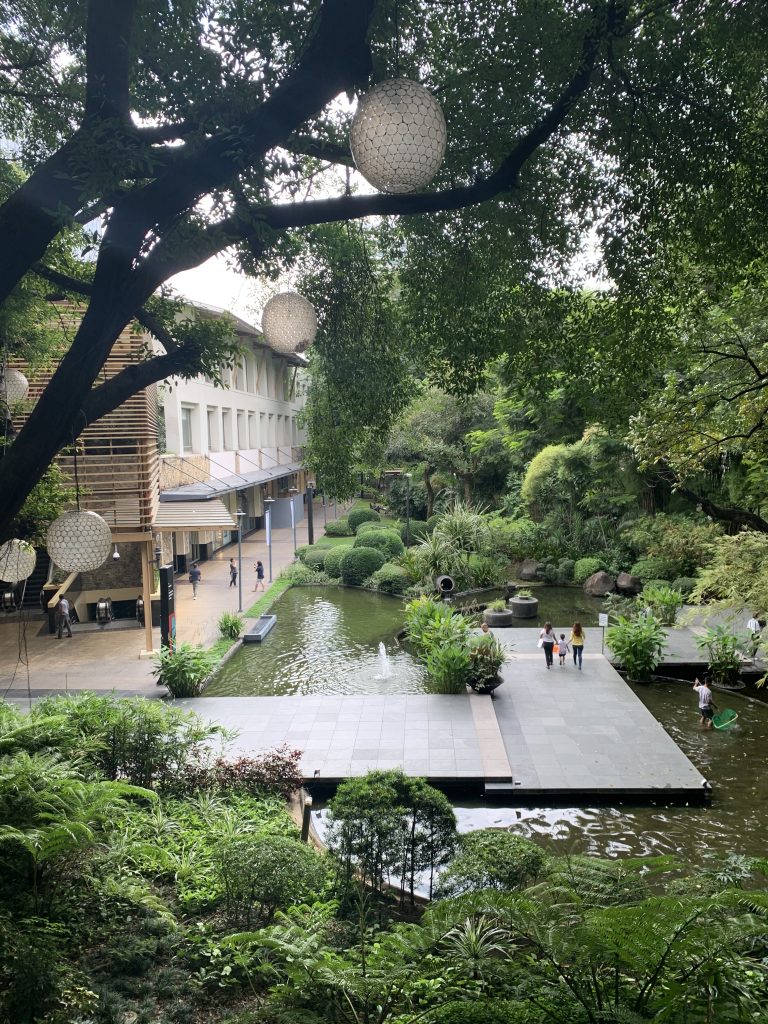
top-left (218, 611), bottom-right (244, 640)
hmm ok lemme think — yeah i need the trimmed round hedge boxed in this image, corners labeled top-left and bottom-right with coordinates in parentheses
top-left (353, 527), bottom-right (405, 560)
top-left (325, 518), bottom-right (353, 537)
top-left (322, 547), bottom-right (346, 578)
top-left (339, 546), bottom-right (386, 585)
top-left (399, 519), bottom-right (430, 545)
top-left (356, 520), bottom-right (381, 536)
top-left (370, 562), bottom-right (409, 595)
top-left (348, 507), bottom-right (381, 533)
top-left (299, 548), bottom-right (326, 570)
top-left (672, 576), bottom-right (697, 599)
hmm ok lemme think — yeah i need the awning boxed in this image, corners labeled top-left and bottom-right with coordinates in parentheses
top-left (160, 461), bottom-right (303, 502)
top-left (152, 499), bottom-right (237, 532)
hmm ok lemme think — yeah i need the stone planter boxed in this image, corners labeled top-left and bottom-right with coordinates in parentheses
top-left (509, 595), bottom-right (539, 618)
top-left (483, 607), bottom-right (515, 627)
top-left (469, 674), bottom-right (504, 696)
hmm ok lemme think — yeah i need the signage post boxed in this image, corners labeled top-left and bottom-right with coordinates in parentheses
top-left (159, 564), bottom-right (176, 651)
top-left (598, 611), bottom-right (609, 654)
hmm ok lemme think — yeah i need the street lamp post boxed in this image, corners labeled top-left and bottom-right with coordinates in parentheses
top-left (235, 511), bottom-right (246, 612)
top-left (405, 473), bottom-right (412, 547)
top-left (322, 491), bottom-right (327, 526)
top-left (289, 487), bottom-right (298, 555)
top-left (306, 480), bottom-right (315, 545)
top-left (264, 497), bottom-right (275, 582)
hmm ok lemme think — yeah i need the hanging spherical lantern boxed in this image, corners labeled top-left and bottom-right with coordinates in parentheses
top-left (0, 539), bottom-right (36, 583)
top-left (46, 510), bottom-right (112, 573)
top-left (261, 292), bottom-right (317, 354)
top-left (350, 78), bottom-right (447, 194)
top-left (2, 368), bottom-right (29, 405)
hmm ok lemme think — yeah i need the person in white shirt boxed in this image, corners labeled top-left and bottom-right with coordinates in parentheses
top-left (747, 613), bottom-right (762, 657)
top-left (693, 677), bottom-right (716, 729)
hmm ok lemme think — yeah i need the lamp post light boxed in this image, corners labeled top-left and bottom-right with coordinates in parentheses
top-left (235, 511), bottom-right (247, 612)
top-left (264, 497), bottom-right (275, 582)
top-left (306, 480), bottom-right (315, 546)
top-left (322, 491), bottom-right (327, 526)
top-left (405, 473), bottom-right (412, 547)
top-left (288, 487), bottom-right (299, 555)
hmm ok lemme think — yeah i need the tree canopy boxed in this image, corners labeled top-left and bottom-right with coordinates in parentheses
top-left (0, 0), bottom-right (766, 535)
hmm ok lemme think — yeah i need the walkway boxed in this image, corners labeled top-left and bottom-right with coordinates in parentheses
top-left (0, 497), bottom-right (346, 700)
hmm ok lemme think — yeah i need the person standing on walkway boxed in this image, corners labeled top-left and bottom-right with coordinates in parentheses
top-left (253, 560), bottom-right (265, 592)
top-left (229, 558), bottom-right (238, 588)
top-left (189, 563), bottom-right (202, 599)
top-left (55, 596), bottom-right (73, 638)
top-left (693, 677), bottom-right (716, 729)
top-left (539, 622), bottom-right (557, 669)
top-left (569, 622), bottom-right (585, 669)
top-left (747, 612), bottom-right (762, 658)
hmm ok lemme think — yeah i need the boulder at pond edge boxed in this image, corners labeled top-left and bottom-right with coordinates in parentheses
top-left (584, 570), bottom-right (616, 597)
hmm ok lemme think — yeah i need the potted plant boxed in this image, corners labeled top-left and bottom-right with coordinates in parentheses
top-left (605, 614), bottom-right (667, 683)
top-left (509, 587), bottom-right (539, 619)
top-left (695, 626), bottom-right (743, 688)
top-left (483, 597), bottom-right (514, 627)
top-left (467, 633), bottom-right (506, 695)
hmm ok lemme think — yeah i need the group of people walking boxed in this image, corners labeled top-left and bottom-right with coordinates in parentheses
top-left (539, 621), bottom-right (585, 670)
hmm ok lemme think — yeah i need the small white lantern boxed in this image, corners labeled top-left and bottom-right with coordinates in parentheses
top-left (46, 510), bottom-right (112, 573)
top-left (350, 78), bottom-right (447, 194)
top-left (261, 292), bottom-right (317, 354)
top-left (2, 368), bottom-right (29, 405)
top-left (0, 539), bottom-right (36, 583)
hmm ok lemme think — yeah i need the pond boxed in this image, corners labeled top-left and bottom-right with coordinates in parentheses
top-left (207, 585), bottom-right (606, 697)
top-left (311, 684), bottom-right (768, 864)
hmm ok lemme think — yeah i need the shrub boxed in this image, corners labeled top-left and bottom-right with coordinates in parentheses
top-left (165, 745), bottom-right (303, 799)
top-left (695, 626), bottom-right (742, 686)
top-left (348, 507), bottom-right (381, 533)
top-left (437, 830), bottom-right (547, 897)
top-left (605, 615), bottom-right (667, 681)
top-left (325, 518), bottom-right (352, 537)
top-left (356, 520), bottom-right (380, 536)
top-left (353, 527), bottom-right (405, 560)
top-left (339, 546), bottom-right (386, 585)
top-left (404, 595), bottom-right (471, 655)
top-left (152, 643), bottom-right (215, 697)
top-left (622, 513), bottom-right (722, 576)
top-left (370, 562), bottom-right (409, 595)
top-left (691, 531), bottom-right (768, 611)
top-left (641, 584), bottom-right (683, 626)
top-left (279, 562), bottom-right (330, 585)
top-left (467, 632), bottom-right (506, 691)
top-left (672, 576), bottom-right (698, 600)
top-left (299, 547), bottom-right (326, 570)
top-left (426, 514), bottom-right (441, 533)
top-left (488, 516), bottom-right (545, 561)
top-left (426, 1001), bottom-right (534, 1024)
top-left (425, 643), bottom-right (471, 693)
top-left (574, 556), bottom-right (606, 584)
top-left (294, 544), bottom-right (310, 560)
top-left (218, 611), bottom-right (244, 640)
top-left (400, 519), bottom-right (430, 545)
top-left (557, 558), bottom-right (575, 582)
top-left (630, 556), bottom-right (677, 583)
top-left (216, 833), bottom-right (327, 926)
top-left (542, 561), bottom-right (559, 584)
top-left (469, 553), bottom-right (506, 587)
top-left (322, 547), bottom-right (346, 578)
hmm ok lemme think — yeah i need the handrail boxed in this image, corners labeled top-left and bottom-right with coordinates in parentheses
top-left (45, 572), bottom-right (79, 610)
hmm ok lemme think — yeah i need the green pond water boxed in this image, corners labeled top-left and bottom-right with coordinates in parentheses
top-left (206, 585), bottom-right (604, 697)
top-left (209, 586), bottom-right (768, 861)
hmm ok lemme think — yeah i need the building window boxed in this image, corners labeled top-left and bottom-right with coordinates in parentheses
top-left (248, 412), bottom-right (256, 447)
top-left (207, 407), bottom-right (219, 451)
top-left (234, 358), bottom-right (245, 391)
top-left (181, 406), bottom-right (194, 452)
top-left (237, 410), bottom-right (246, 449)
top-left (245, 355), bottom-right (256, 393)
top-left (222, 409), bottom-right (232, 450)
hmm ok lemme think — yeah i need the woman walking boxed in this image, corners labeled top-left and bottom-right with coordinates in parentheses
top-left (253, 560), bottom-right (265, 592)
top-left (539, 622), bottom-right (557, 669)
top-left (570, 621), bottom-right (585, 670)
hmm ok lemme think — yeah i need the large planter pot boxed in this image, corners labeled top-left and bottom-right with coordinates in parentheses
top-left (509, 595), bottom-right (539, 619)
top-left (469, 675), bottom-right (504, 696)
top-left (483, 607), bottom-right (515, 627)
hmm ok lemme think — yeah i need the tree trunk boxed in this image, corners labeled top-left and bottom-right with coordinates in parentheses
top-left (424, 468), bottom-right (435, 518)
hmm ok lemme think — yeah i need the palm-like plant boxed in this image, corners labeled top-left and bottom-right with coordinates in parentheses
top-left (432, 500), bottom-right (491, 559)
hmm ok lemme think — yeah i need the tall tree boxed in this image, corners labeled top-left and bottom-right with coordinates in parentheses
top-left (0, 0), bottom-right (765, 537)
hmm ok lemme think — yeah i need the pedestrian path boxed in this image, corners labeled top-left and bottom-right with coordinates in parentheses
top-left (0, 498), bottom-right (345, 700)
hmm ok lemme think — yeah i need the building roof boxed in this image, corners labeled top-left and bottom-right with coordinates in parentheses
top-left (159, 461), bottom-right (303, 502)
top-left (153, 498), bottom-right (237, 531)
top-left (190, 300), bottom-right (309, 367)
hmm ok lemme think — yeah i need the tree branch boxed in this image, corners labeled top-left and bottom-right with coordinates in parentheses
top-left (81, 349), bottom-right (193, 423)
top-left (85, 0), bottom-right (139, 121)
top-left (658, 465), bottom-right (768, 532)
top-left (32, 264), bottom-right (178, 353)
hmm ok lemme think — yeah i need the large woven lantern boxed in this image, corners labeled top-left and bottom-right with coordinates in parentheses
top-left (0, 539), bottom-right (36, 583)
top-left (46, 510), bottom-right (112, 572)
top-left (2, 368), bottom-right (29, 405)
top-left (261, 292), bottom-right (317, 354)
top-left (350, 78), bottom-right (447, 194)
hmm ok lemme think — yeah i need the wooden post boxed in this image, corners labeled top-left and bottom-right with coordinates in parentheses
top-left (140, 539), bottom-right (154, 654)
